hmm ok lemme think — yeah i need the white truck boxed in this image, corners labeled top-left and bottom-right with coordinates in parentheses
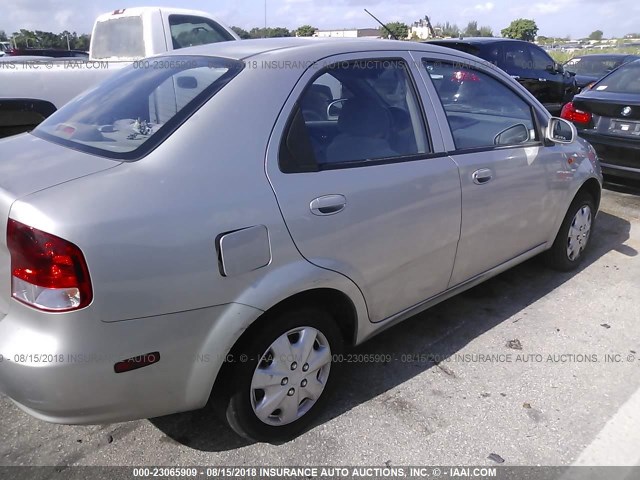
top-left (0, 7), bottom-right (239, 137)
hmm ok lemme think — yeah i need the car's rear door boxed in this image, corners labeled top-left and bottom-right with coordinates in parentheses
top-left (416, 53), bottom-right (564, 286)
top-left (266, 51), bottom-right (461, 323)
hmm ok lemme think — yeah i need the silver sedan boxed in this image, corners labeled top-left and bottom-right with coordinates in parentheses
top-left (0, 38), bottom-right (602, 442)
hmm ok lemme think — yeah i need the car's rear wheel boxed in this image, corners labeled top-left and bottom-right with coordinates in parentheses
top-left (222, 307), bottom-right (343, 442)
top-left (545, 191), bottom-right (595, 271)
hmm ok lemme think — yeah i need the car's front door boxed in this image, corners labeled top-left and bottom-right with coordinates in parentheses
top-left (418, 56), bottom-right (563, 286)
top-left (527, 44), bottom-right (566, 112)
top-left (267, 52), bottom-right (461, 323)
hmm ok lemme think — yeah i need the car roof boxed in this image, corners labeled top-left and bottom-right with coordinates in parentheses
top-left (160, 37), bottom-right (471, 61)
top-left (427, 37), bottom-right (527, 45)
top-left (569, 53), bottom-right (639, 60)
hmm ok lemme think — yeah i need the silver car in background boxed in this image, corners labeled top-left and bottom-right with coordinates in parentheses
top-left (0, 38), bottom-right (602, 442)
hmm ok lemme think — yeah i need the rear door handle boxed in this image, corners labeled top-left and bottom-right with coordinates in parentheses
top-left (472, 168), bottom-right (493, 185)
top-left (310, 194), bottom-right (346, 216)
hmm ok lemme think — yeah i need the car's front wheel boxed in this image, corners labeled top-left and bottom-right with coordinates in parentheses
top-left (545, 191), bottom-right (596, 271)
top-left (222, 307), bottom-right (343, 442)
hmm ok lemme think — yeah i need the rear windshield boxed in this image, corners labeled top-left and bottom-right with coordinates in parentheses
top-left (593, 60), bottom-right (640, 93)
top-left (92, 16), bottom-right (146, 60)
top-left (565, 56), bottom-right (625, 76)
top-left (430, 42), bottom-right (481, 57)
top-left (33, 56), bottom-right (243, 160)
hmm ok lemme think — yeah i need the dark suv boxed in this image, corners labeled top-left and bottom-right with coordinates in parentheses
top-left (428, 38), bottom-right (577, 115)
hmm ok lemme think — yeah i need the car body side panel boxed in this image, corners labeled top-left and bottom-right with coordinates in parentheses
top-left (265, 51), bottom-right (462, 323)
top-left (413, 51), bottom-right (601, 285)
top-left (0, 300), bottom-right (263, 423)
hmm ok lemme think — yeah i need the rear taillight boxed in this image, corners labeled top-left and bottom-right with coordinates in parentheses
top-left (7, 219), bottom-right (92, 312)
top-left (451, 70), bottom-right (480, 83)
top-left (561, 102), bottom-right (592, 125)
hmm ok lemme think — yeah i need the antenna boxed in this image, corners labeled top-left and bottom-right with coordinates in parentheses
top-left (364, 9), bottom-right (398, 40)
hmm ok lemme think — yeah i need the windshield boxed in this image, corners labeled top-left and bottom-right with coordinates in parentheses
top-left (33, 56), bottom-right (243, 160)
top-left (565, 56), bottom-right (625, 76)
top-left (592, 60), bottom-right (640, 94)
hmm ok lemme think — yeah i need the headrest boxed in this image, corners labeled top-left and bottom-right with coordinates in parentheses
top-left (338, 99), bottom-right (390, 137)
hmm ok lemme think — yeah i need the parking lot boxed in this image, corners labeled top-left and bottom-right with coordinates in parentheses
top-left (1, 183), bottom-right (639, 468)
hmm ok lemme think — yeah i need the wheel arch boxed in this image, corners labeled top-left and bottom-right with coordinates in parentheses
top-left (576, 177), bottom-right (602, 211)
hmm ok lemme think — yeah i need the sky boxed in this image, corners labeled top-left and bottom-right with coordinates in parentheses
top-left (1, 0), bottom-right (639, 39)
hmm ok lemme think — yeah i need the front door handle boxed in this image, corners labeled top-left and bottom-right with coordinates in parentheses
top-left (472, 168), bottom-right (493, 185)
top-left (310, 195), bottom-right (346, 216)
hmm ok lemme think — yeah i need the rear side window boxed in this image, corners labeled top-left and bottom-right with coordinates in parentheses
top-left (33, 56), bottom-right (243, 160)
top-left (92, 16), bottom-right (145, 59)
top-left (424, 60), bottom-right (538, 150)
top-left (280, 59), bottom-right (429, 172)
top-left (169, 15), bottom-right (235, 49)
top-left (594, 61), bottom-right (640, 93)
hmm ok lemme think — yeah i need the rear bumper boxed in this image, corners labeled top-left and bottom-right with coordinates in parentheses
top-left (0, 301), bottom-right (262, 424)
top-left (578, 132), bottom-right (640, 180)
top-left (601, 163), bottom-right (640, 181)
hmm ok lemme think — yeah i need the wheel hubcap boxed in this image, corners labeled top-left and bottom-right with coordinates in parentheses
top-left (567, 204), bottom-right (592, 261)
top-left (250, 326), bottom-right (332, 426)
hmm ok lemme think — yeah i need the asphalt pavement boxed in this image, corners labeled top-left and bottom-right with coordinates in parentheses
top-left (1, 183), bottom-right (639, 468)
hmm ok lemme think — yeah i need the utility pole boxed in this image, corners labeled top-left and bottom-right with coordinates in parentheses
top-left (264, 0), bottom-right (267, 38)
top-left (65, 34), bottom-right (71, 50)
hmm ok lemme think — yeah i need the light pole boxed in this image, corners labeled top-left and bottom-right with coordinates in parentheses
top-left (264, 0), bottom-right (267, 37)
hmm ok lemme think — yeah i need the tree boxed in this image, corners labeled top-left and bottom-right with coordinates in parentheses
top-left (588, 30), bottom-right (603, 40)
top-left (501, 19), bottom-right (538, 42)
top-left (248, 27), bottom-right (292, 38)
top-left (295, 25), bottom-right (317, 37)
top-left (231, 26), bottom-right (250, 39)
top-left (435, 21), bottom-right (460, 38)
top-left (478, 26), bottom-right (493, 37)
top-left (12, 29), bottom-right (38, 48)
top-left (75, 34), bottom-right (90, 51)
top-left (382, 21), bottom-right (409, 39)
top-left (463, 21), bottom-right (480, 37)
top-left (0, 30), bottom-right (8, 42)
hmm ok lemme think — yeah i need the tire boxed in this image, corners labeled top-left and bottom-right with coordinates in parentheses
top-left (221, 307), bottom-right (343, 442)
top-left (545, 192), bottom-right (596, 271)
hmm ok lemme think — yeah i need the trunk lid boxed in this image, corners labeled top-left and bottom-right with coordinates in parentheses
top-left (574, 93), bottom-right (640, 139)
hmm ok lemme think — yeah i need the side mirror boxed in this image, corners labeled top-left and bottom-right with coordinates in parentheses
top-left (177, 76), bottom-right (198, 89)
top-left (546, 117), bottom-right (577, 144)
top-left (546, 63), bottom-right (563, 74)
top-left (494, 123), bottom-right (529, 146)
top-left (327, 98), bottom-right (348, 119)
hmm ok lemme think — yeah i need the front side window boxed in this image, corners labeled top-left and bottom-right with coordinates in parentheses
top-left (33, 56), bottom-right (243, 160)
top-left (424, 60), bottom-right (538, 150)
top-left (281, 59), bottom-right (429, 171)
top-left (529, 46), bottom-right (553, 71)
top-left (169, 15), bottom-right (235, 50)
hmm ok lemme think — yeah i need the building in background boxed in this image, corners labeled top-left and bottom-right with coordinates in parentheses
top-left (409, 17), bottom-right (439, 40)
